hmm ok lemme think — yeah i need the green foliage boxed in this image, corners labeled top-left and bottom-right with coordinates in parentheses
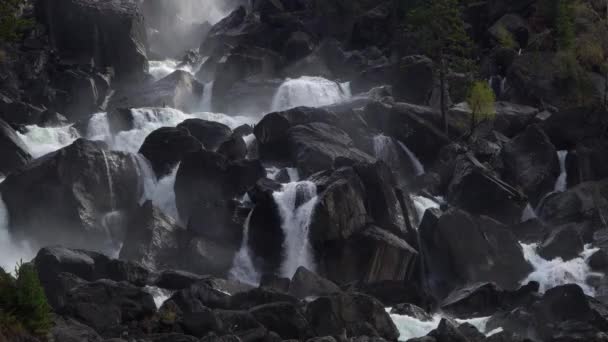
top-left (0, 262), bottom-right (52, 338)
top-left (406, 0), bottom-right (472, 68)
top-left (0, 0), bottom-right (31, 43)
top-left (555, 51), bottom-right (596, 106)
top-left (467, 81), bottom-right (496, 131)
top-left (495, 25), bottom-right (517, 50)
top-left (555, 0), bottom-right (575, 50)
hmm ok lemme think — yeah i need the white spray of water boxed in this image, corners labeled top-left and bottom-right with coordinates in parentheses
top-left (0, 178), bottom-right (34, 272)
top-left (86, 108), bottom-right (255, 153)
top-left (520, 243), bottom-right (601, 295)
top-left (101, 150), bottom-right (115, 211)
top-left (554, 150), bottom-right (568, 193)
top-left (200, 81), bottom-right (214, 112)
top-left (229, 210), bottom-right (261, 285)
top-left (520, 203), bottom-right (537, 222)
top-left (148, 59), bottom-right (204, 81)
top-left (271, 76), bottom-right (351, 112)
top-left (387, 309), bottom-right (492, 341)
top-left (410, 195), bottom-right (441, 226)
top-left (150, 165), bottom-right (181, 222)
top-left (132, 154), bottom-right (158, 205)
top-left (273, 181), bottom-right (319, 278)
top-left (396, 141), bottom-right (425, 176)
top-left (17, 125), bottom-right (80, 158)
top-left (144, 285), bottom-right (173, 309)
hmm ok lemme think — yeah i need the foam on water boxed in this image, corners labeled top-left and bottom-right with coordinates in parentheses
top-left (144, 285), bottom-right (173, 309)
top-left (520, 243), bottom-right (601, 295)
top-left (273, 181), bottom-right (319, 278)
top-left (271, 76), bottom-right (351, 112)
top-left (554, 150), bottom-right (568, 192)
top-left (387, 309), bottom-right (492, 341)
top-left (0, 185), bottom-right (34, 272)
top-left (229, 210), bottom-right (261, 285)
top-left (17, 124), bottom-right (80, 158)
top-left (411, 195), bottom-right (440, 226)
top-left (87, 108), bottom-right (255, 153)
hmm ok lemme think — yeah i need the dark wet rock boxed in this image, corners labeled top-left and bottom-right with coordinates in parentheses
top-left (250, 302), bottom-right (312, 340)
top-left (181, 307), bottom-right (224, 338)
top-left (0, 95), bottom-right (46, 127)
top-left (178, 119), bottom-right (232, 151)
top-left (390, 304), bottom-right (433, 322)
top-left (538, 178), bottom-right (608, 226)
top-left (492, 102), bottom-right (539, 138)
top-left (448, 154), bottom-right (526, 224)
top-left (419, 208), bottom-right (531, 297)
top-left (589, 250), bottom-right (608, 271)
top-left (107, 108), bottom-right (135, 135)
top-left (538, 224), bottom-right (584, 261)
top-left (287, 123), bottom-right (374, 177)
top-left (214, 309), bottom-right (268, 341)
top-left (154, 270), bottom-right (204, 291)
top-left (0, 118), bottom-right (31, 177)
top-left (51, 316), bottom-right (103, 342)
top-left (62, 279), bottom-right (156, 335)
top-left (119, 201), bottom-right (184, 272)
top-left (305, 292), bottom-right (399, 341)
top-left (440, 282), bottom-right (539, 319)
top-left (229, 287), bottom-right (298, 310)
top-left (35, 0), bottom-right (149, 81)
top-left (566, 141), bottom-right (608, 187)
top-left (392, 56), bottom-right (435, 105)
top-left (540, 106), bottom-right (608, 150)
top-left (1, 139), bottom-right (139, 252)
top-left (218, 135), bottom-right (248, 160)
top-left (38, 110), bottom-right (69, 127)
top-left (139, 127), bottom-right (203, 177)
top-left (259, 274), bottom-right (290, 293)
top-left (510, 218), bottom-right (547, 244)
top-left (289, 267), bottom-right (341, 299)
top-left (502, 125), bottom-right (559, 205)
top-left (144, 333), bottom-right (201, 342)
top-left (428, 319), bottom-right (469, 342)
top-left (342, 280), bottom-right (432, 310)
top-left (109, 71), bottom-right (204, 112)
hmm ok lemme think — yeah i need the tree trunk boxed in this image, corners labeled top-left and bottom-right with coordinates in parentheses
top-left (440, 57), bottom-right (448, 136)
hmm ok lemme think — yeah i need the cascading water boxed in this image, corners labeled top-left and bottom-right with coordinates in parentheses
top-left (387, 309), bottom-right (498, 341)
top-left (521, 150), bottom-right (569, 222)
top-left (150, 165), bottom-right (180, 222)
top-left (271, 76), bottom-right (351, 112)
top-left (101, 150), bottom-right (115, 210)
top-left (396, 141), bottom-right (425, 176)
top-left (200, 81), bottom-right (214, 112)
top-left (144, 285), bottom-right (173, 309)
top-left (273, 181), bottom-right (319, 278)
top-left (410, 195), bottom-right (441, 226)
top-left (132, 154), bottom-right (158, 205)
top-left (520, 243), bottom-right (600, 295)
top-left (148, 58), bottom-right (205, 81)
top-left (0, 179), bottom-right (34, 272)
top-left (554, 150), bottom-right (568, 192)
top-left (229, 210), bottom-right (261, 285)
top-left (17, 124), bottom-right (80, 158)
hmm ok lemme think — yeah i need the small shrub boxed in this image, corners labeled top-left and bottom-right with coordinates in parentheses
top-left (495, 25), bottom-right (517, 50)
top-left (467, 81), bottom-right (496, 132)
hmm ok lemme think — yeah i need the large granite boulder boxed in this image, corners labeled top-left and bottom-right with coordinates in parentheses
top-left (0, 118), bottom-right (31, 177)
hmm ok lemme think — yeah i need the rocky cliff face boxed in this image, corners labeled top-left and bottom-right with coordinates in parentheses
top-left (2, 0), bottom-right (608, 342)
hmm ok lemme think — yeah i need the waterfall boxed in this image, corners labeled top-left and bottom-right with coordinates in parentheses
top-left (132, 154), bottom-right (158, 205)
top-left (149, 165), bottom-right (180, 222)
top-left (229, 210), bottom-right (261, 285)
top-left (554, 150), bottom-right (568, 192)
top-left (521, 150), bottom-right (569, 222)
top-left (520, 243), bottom-right (600, 295)
top-left (410, 195), bottom-right (441, 226)
top-left (0, 182), bottom-right (34, 272)
top-left (200, 81), bottom-right (214, 112)
top-left (271, 76), bottom-right (351, 112)
top-left (396, 141), bottom-right (425, 176)
top-left (17, 124), bottom-right (80, 158)
top-left (144, 285), bottom-right (173, 309)
top-left (101, 150), bottom-right (115, 211)
top-left (149, 59), bottom-right (180, 81)
top-left (387, 309), bottom-right (497, 341)
top-left (87, 108), bottom-right (255, 153)
top-left (273, 181), bottom-right (319, 278)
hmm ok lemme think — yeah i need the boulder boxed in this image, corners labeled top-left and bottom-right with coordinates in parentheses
top-left (318, 225), bottom-right (418, 285)
top-left (0, 118), bottom-right (31, 177)
top-left (350, 3), bottom-right (393, 50)
top-left (588, 250), bottom-right (608, 271)
top-left (305, 292), bottom-right (399, 340)
top-left (537, 224), bottom-right (584, 261)
top-left (538, 179), bottom-right (608, 226)
top-left (119, 201), bottom-right (185, 271)
top-left (419, 208), bottom-right (531, 297)
top-left (0, 95), bottom-right (45, 127)
top-left (50, 68), bottom-right (111, 122)
top-left (289, 267), bottom-right (341, 299)
top-left (0, 139), bottom-right (139, 252)
top-left (566, 141), bottom-right (608, 187)
top-left (154, 270), bottom-right (205, 291)
top-left (390, 304), bottom-right (433, 322)
top-left (502, 125), bottom-right (559, 205)
top-left (392, 56), bottom-right (435, 105)
top-left (342, 281), bottom-right (432, 310)
top-left (250, 302), bottom-right (312, 340)
top-left (448, 153), bottom-right (526, 224)
top-left (109, 71), bottom-right (204, 112)
top-left (177, 119), bottom-right (232, 151)
top-left (428, 319), bottom-right (469, 342)
top-left (217, 135), bottom-right (247, 160)
top-left (259, 274), bottom-right (290, 293)
top-left (287, 123), bottom-right (374, 177)
top-left (51, 316), bottom-right (103, 342)
top-left (229, 287), bottom-right (298, 310)
top-left (36, 0), bottom-right (149, 81)
top-left (540, 106), bottom-right (608, 150)
top-left (492, 102), bottom-right (539, 138)
top-left (139, 127), bottom-right (203, 177)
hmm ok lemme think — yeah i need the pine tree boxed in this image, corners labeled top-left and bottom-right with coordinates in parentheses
top-left (467, 81), bottom-right (496, 134)
top-left (13, 263), bottom-right (52, 337)
top-left (0, 0), bottom-right (31, 43)
top-left (407, 0), bottom-right (473, 135)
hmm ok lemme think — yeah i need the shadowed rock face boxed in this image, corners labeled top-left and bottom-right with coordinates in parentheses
top-left (35, 0), bottom-right (149, 82)
top-left (0, 118), bottom-right (31, 177)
